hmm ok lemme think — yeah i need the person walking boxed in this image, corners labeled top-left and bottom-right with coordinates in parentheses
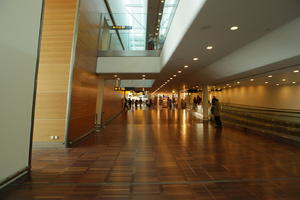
top-left (211, 98), bottom-right (222, 128)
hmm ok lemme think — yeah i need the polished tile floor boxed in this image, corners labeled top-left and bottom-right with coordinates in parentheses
top-left (1, 109), bottom-right (300, 199)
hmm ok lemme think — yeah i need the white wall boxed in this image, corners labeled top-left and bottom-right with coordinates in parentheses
top-left (0, 0), bottom-right (43, 187)
top-left (97, 57), bottom-right (161, 73)
top-left (160, 0), bottom-right (207, 68)
top-left (211, 84), bottom-right (300, 110)
top-left (194, 16), bottom-right (300, 81)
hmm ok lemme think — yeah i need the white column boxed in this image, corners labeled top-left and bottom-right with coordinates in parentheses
top-left (202, 85), bottom-right (209, 121)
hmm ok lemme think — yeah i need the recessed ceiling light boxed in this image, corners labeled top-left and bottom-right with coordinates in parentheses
top-left (142, 74), bottom-right (146, 77)
top-left (292, 82), bottom-right (296, 84)
top-left (173, 75), bottom-right (177, 77)
top-left (226, 84), bottom-right (229, 86)
top-left (178, 70), bottom-right (182, 73)
top-left (276, 84), bottom-right (280, 86)
top-left (196, 86), bottom-right (199, 88)
top-left (250, 79), bottom-right (254, 81)
top-left (158, 13), bottom-right (162, 16)
top-left (237, 81), bottom-right (240, 84)
top-left (193, 57), bottom-right (199, 61)
top-left (114, 75), bottom-right (118, 77)
top-left (229, 86), bottom-right (232, 88)
top-left (161, 0), bottom-right (164, 2)
top-left (268, 75), bottom-right (273, 78)
top-left (184, 65), bottom-right (189, 68)
top-left (282, 79), bottom-right (286, 81)
top-left (230, 26), bottom-right (239, 31)
top-left (170, 78), bottom-right (173, 80)
top-left (167, 80), bottom-right (170, 82)
top-left (293, 70), bottom-right (299, 73)
top-left (206, 46), bottom-right (213, 50)
top-left (156, 28), bottom-right (159, 31)
top-left (265, 82), bottom-right (269, 84)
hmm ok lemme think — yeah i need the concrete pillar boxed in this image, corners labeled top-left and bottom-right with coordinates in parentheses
top-left (202, 85), bottom-right (209, 121)
top-left (96, 79), bottom-right (105, 126)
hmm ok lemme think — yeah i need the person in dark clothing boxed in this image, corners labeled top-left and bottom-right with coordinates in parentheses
top-left (211, 98), bottom-right (222, 128)
top-left (197, 95), bottom-right (202, 105)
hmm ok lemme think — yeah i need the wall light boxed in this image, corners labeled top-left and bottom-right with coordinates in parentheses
top-left (230, 26), bottom-right (239, 31)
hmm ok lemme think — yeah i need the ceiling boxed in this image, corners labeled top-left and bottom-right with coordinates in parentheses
top-left (151, 0), bottom-right (300, 92)
top-left (99, 0), bottom-right (300, 93)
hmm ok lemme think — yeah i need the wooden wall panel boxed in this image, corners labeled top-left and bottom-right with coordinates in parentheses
top-left (33, 0), bottom-right (77, 143)
top-left (102, 80), bottom-right (124, 122)
top-left (67, 0), bottom-right (100, 142)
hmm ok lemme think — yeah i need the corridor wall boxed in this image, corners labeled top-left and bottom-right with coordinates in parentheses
top-left (0, 0), bottom-right (43, 187)
top-left (211, 84), bottom-right (300, 110)
top-left (67, 0), bottom-right (101, 143)
top-left (33, 0), bottom-right (78, 144)
top-left (102, 80), bottom-right (124, 123)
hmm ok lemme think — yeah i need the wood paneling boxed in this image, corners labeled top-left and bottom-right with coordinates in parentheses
top-left (33, 119), bottom-right (65, 142)
top-left (67, 0), bottom-right (101, 142)
top-left (102, 80), bottom-right (124, 122)
top-left (33, 0), bottom-right (78, 143)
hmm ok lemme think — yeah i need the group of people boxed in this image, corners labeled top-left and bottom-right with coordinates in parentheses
top-left (211, 96), bottom-right (222, 128)
top-left (124, 98), bottom-right (153, 110)
top-left (193, 95), bottom-right (202, 108)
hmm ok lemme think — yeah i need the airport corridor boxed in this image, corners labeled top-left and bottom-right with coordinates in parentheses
top-left (1, 108), bottom-right (300, 200)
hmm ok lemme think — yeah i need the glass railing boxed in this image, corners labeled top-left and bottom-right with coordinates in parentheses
top-left (99, 13), bottom-right (147, 51)
top-left (98, 0), bottom-right (180, 52)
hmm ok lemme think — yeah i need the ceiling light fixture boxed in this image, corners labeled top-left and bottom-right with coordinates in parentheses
top-left (250, 79), bottom-right (254, 81)
top-left (178, 70), bottom-right (182, 73)
top-left (265, 82), bottom-right (269, 84)
top-left (158, 13), bottom-right (162, 16)
top-left (193, 57), bottom-right (199, 61)
top-left (114, 75), bottom-right (118, 77)
top-left (292, 82), bottom-right (296, 84)
top-left (184, 65), bottom-right (189, 68)
top-left (282, 79), bottom-right (286, 81)
top-left (206, 46), bottom-right (213, 50)
top-left (170, 78), bottom-right (173, 80)
top-left (230, 26), bottom-right (239, 31)
top-left (276, 84), bottom-right (280, 86)
top-left (237, 81), bottom-right (240, 84)
top-left (268, 75), bottom-right (273, 78)
top-left (293, 70), bottom-right (299, 73)
top-left (142, 74), bottom-right (146, 77)
top-left (173, 75), bottom-right (177, 77)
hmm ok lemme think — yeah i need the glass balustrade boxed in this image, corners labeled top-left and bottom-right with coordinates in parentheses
top-left (97, 0), bottom-right (179, 52)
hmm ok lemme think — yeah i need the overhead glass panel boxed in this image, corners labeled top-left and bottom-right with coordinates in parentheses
top-left (158, 0), bottom-right (180, 50)
top-left (106, 0), bottom-right (148, 50)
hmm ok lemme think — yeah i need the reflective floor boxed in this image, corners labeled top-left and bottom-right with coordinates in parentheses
top-left (2, 109), bottom-right (300, 199)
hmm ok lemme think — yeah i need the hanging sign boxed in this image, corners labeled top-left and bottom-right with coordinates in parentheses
top-left (110, 25), bottom-right (132, 30)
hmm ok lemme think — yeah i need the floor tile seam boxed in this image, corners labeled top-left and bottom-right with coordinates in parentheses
top-left (12, 176), bottom-right (300, 187)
